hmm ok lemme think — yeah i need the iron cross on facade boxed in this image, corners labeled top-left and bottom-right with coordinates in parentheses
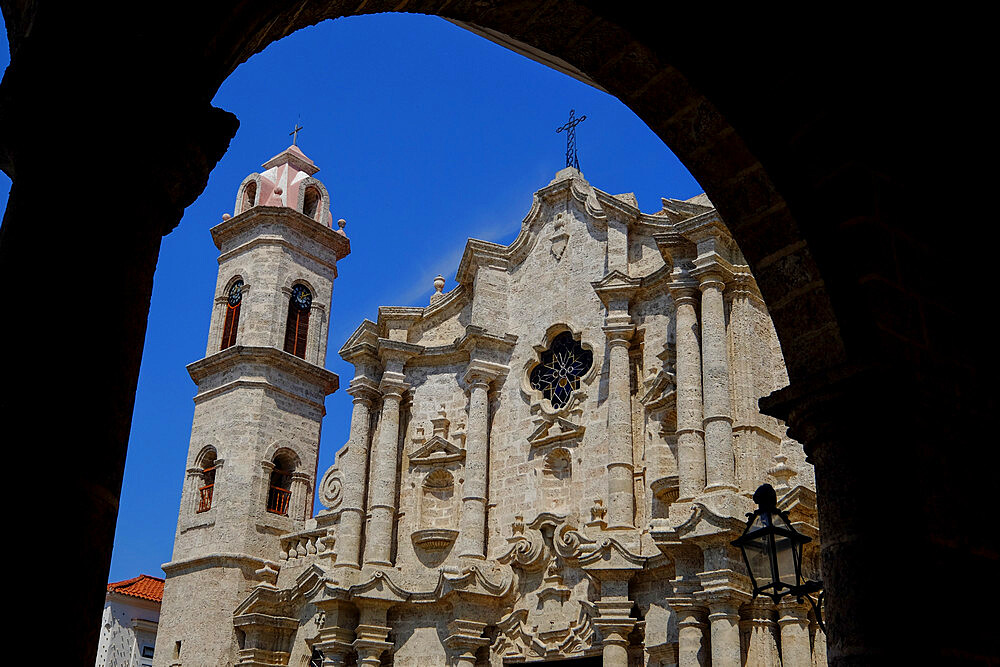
top-left (290, 122), bottom-right (304, 146)
top-left (556, 109), bottom-right (587, 170)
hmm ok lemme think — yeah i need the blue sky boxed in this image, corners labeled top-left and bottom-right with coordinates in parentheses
top-left (0, 13), bottom-right (702, 582)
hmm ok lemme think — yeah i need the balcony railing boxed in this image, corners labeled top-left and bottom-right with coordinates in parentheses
top-left (266, 486), bottom-right (291, 515)
top-left (197, 484), bottom-right (214, 513)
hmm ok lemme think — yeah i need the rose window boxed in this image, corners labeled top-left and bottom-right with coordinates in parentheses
top-left (529, 331), bottom-right (593, 409)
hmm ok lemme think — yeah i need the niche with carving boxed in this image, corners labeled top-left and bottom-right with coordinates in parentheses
top-left (413, 469), bottom-right (459, 550)
top-left (408, 405), bottom-right (464, 551)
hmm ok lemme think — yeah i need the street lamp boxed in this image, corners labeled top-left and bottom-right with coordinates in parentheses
top-left (732, 483), bottom-right (825, 631)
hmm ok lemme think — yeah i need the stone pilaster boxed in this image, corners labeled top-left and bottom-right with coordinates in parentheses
top-left (669, 282), bottom-right (706, 501)
top-left (693, 264), bottom-right (737, 492)
top-left (290, 471), bottom-right (311, 521)
top-left (604, 324), bottom-right (636, 529)
top-left (335, 377), bottom-right (379, 570)
top-left (457, 363), bottom-right (500, 560)
top-left (778, 600), bottom-right (812, 667)
top-left (444, 619), bottom-right (490, 667)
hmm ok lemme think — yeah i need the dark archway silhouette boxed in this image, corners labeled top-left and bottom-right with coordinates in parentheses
top-left (0, 4), bottom-right (990, 664)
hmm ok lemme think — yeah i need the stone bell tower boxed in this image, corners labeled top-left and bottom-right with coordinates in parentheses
top-left (155, 143), bottom-right (351, 667)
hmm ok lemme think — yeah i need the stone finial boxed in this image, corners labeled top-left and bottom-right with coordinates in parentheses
top-left (335, 218), bottom-right (347, 236)
top-left (222, 213), bottom-right (231, 221)
top-left (768, 453), bottom-right (798, 492)
top-left (430, 275), bottom-right (446, 304)
top-left (253, 561), bottom-right (280, 589)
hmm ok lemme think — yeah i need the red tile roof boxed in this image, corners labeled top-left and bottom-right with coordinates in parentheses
top-left (107, 574), bottom-right (164, 603)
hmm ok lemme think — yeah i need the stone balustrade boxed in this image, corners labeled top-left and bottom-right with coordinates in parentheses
top-left (279, 528), bottom-right (334, 562)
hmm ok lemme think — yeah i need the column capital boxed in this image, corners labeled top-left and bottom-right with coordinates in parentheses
top-left (378, 373), bottom-right (409, 398)
top-left (667, 280), bottom-right (701, 306)
top-left (725, 269), bottom-right (762, 302)
top-left (463, 359), bottom-right (508, 387)
top-left (777, 599), bottom-right (811, 626)
top-left (347, 376), bottom-right (380, 403)
top-left (690, 255), bottom-right (734, 289)
top-left (444, 618), bottom-right (490, 658)
top-left (602, 324), bottom-right (635, 345)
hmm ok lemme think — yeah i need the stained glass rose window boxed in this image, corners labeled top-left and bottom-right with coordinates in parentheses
top-left (529, 331), bottom-right (593, 409)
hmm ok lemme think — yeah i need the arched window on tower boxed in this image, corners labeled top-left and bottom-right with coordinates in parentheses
top-left (220, 279), bottom-right (243, 350)
top-left (242, 182), bottom-right (257, 213)
top-left (283, 284), bottom-right (312, 359)
top-left (266, 453), bottom-right (295, 515)
top-left (197, 449), bottom-right (218, 513)
top-left (302, 186), bottom-right (321, 221)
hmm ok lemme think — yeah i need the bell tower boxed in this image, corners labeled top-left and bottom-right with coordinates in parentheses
top-left (155, 144), bottom-right (351, 667)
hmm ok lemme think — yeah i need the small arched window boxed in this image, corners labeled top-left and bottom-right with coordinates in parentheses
top-left (283, 284), bottom-right (312, 359)
top-left (197, 449), bottom-right (217, 513)
top-left (302, 186), bottom-right (321, 220)
top-left (242, 182), bottom-right (257, 212)
top-left (220, 280), bottom-right (243, 350)
top-left (266, 453), bottom-right (295, 515)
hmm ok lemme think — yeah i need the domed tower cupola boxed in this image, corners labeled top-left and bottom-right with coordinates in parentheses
top-left (235, 143), bottom-right (333, 226)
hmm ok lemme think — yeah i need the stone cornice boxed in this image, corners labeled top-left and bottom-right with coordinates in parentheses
top-left (161, 552), bottom-right (273, 576)
top-left (210, 205), bottom-right (350, 260)
top-left (187, 345), bottom-right (339, 395)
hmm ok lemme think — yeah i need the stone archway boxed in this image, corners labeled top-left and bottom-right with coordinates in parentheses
top-left (0, 4), bottom-right (990, 665)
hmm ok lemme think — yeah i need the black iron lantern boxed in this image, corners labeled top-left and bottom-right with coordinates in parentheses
top-left (732, 484), bottom-right (825, 630)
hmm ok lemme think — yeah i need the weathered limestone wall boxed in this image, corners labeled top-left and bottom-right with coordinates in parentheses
top-left (155, 563), bottom-right (256, 667)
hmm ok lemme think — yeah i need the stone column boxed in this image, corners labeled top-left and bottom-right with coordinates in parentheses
top-left (670, 283), bottom-right (706, 501)
top-left (457, 370), bottom-right (493, 559)
top-left (696, 270), bottom-right (737, 492)
top-left (743, 600), bottom-right (780, 667)
top-left (674, 606), bottom-right (709, 667)
top-left (810, 613), bottom-right (828, 666)
top-left (706, 598), bottom-right (742, 667)
top-left (335, 379), bottom-right (378, 569)
top-left (353, 624), bottom-right (392, 667)
top-left (363, 376), bottom-right (408, 567)
top-left (352, 601), bottom-right (394, 667)
top-left (778, 600), bottom-right (812, 667)
top-left (593, 600), bottom-right (635, 667)
top-left (444, 619), bottom-right (489, 667)
top-left (605, 325), bottom-right (636, 529)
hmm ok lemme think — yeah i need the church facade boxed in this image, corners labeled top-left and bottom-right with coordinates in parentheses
top-left (155, 145), bottom-right (825, 667)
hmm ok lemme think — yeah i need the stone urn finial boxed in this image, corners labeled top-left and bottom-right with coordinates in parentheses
top-left (431, 274), bottom-right (446, 304)
top-left (767, 453), bottom-right (798, 492)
